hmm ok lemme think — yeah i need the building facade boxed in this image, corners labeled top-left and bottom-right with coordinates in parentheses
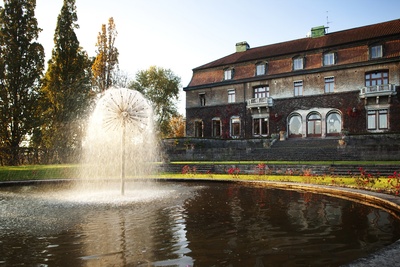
top-left (184, 19), bottom-right (400, 139)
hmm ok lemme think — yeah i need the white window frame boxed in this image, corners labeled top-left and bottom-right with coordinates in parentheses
top-left (293, 57), bottom-right (304, 70)
top-left (256, 62), bottom-right (266, 76)
top-left (323, 52), bottom-right (336, 66)
top-left (224, 68), bottom-right (233, 80)
top-left (254, 86), bottom-right (269, 98)
top-left (326, 112), bottom-right (341, 135)
top-left (294, 80), bottom-right (303, 96)
top-left (370, 45), bottom-right (383, 59)
top-left (368, 109), bottom-right (388, 131)
top-left (228, 89), bottom-right (235, 103)
top-left (324, 76), bottom-right (334, 93)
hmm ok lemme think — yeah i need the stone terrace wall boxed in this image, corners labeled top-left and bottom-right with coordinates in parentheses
top-left (161, 134), bottom-right (400, 162)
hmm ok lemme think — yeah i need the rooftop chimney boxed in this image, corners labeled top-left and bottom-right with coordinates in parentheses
top-left (236, 41), bottom-right (250, 52)
top-left (311, 26), bottom-right (327, 38)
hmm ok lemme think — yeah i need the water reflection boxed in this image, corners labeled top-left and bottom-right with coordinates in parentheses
top-left (0, 181), bottom-right (399, 266)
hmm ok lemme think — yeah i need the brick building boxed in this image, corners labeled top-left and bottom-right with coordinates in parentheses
top-left (183, 19), bottom-right (400, 139)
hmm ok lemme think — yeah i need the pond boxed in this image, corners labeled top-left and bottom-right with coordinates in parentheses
top-left (0, 180), bottom-right (399, 266)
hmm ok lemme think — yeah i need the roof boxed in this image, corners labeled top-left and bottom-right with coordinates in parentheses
top-left (193, 19), bottom-right (400, 71)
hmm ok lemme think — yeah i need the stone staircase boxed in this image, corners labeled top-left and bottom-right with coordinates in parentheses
top-left (265, 138), bottom-right (359, 161)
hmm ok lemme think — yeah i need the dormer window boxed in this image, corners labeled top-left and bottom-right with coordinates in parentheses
top-left (370, 44), bottom-right (383, 59)
top-left (224, 68), bottom-right (234, 80)
top-left (255, 62), bottom-right (267, 76)
top-left (323, 52), bottom-right (336, 66)
top-left (293, 57), bottom-right (304, 70)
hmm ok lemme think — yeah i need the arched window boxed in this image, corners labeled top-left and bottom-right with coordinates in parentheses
top-left (307, 112), bottom-right (322, 137)
top-left (288, 114), bottom-right (302, 137)
top-left (326, 112), bottom-right (341, 135)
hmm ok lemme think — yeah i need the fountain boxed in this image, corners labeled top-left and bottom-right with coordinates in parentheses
top-left (77, 87), bottom-right (156, 195)
top-left (0, 88), bottom-right (400, 266)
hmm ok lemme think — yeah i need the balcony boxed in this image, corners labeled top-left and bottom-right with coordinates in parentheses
top-left (246, 97), bottom-right (274, 109)
top-left (360, 84), bottom-right (397, 98)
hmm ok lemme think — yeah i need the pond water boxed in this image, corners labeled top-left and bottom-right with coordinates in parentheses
top-left (0, 181), bottom-right (399, 266)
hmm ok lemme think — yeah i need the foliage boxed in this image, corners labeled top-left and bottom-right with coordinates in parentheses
top-left (182, 165), bottom-right (196, 177)
top-left (130, 66), bottom-right (181, 138)
top-left (227, 167), bottom-right (240, 178)
top-left (0, 0), bottom-right (45, 165)
top-left (36, 0), bottom-right (92, 163)
top-left (91, 17), bottom-right (119, 93)
top-left (166, 114), bottom-right (185, 138)
top-left (388, 171), bottom-right (400, 195)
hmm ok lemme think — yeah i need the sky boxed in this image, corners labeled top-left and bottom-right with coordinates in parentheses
top-left (3, 0), bottom-right (400, 115)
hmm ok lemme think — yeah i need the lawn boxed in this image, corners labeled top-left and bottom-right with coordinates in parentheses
top-left (0, 163), bottom-right (399, 195)
top-left (0, 164), bottom-right (78, 181)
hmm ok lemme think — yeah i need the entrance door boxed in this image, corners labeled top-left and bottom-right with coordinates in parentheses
top-left (307, 113), bottom-right (322, 137)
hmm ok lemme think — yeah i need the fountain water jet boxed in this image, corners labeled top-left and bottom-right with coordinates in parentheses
top-left (78, 87), bottom-right (155, 195)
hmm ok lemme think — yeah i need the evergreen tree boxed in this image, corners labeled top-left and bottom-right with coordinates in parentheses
top-left (38, 0), bottom-right (92, 163)
top-left (0, 0), bottom-right (44, 165)
top-left (92, 17), bottom-right (119, 92)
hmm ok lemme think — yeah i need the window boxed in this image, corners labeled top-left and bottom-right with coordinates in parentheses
top-left (228, 89), bottom-right (235, 103)
top-left (326, 112), bottom-right (341, 135)
top-left (224, 68), bottom-right (233, 80)
top-left (325, 77), bottom-right (334, 93)
top-left (288, 114), bottom-right (302, 137)
top-left (256, 62), bottom-right (267, 76)
top-left (254, 86), bottom-right (269, 98)
top-left (212, 118), bottom-right (221, 137)
top-left (307, 113), bottom-right (322, 136)
top-left (293, 57), bottom-right (304, 70)
top-left (368, 109), bottom-right (388, 130)
top-left (253, 118), bottom-right (268, 136)
top-left (294, 81), bottom-right (303, 96)
top-left (365, 71), bottom-right (388, 87)
top-left (194, 120), bottom-right (203, 137)
top-left (199, 93), bottom-right (206, 106)
top-left (370, 45), bottom-right (383, 59)
top-left (379, 110), bottom-right (388, 129)
top-left (230, 117), bottom-right (241, 137)
top-left (323, 52), bottom-right (336, 66)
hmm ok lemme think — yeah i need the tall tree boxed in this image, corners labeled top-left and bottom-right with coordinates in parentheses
top-left (130, 66), bottom-right (181, 138)
top-left (0, 0), bottom-right (44, 165)
top-left (37, 0), bottom-right (92, 163)
top-left (92, 17), bottom-right (119, 92)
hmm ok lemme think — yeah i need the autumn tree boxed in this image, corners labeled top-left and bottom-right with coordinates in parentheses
top-left (37, 0), bottom-right (92, 163)
top-left (92, 17), bottom-right (119, 92)
top-left (167, 115), bottom-right (185, 138)
top-left (130, 66), bottom-right (181, 138)
top-left (0, 0), bottom-right (45, 165)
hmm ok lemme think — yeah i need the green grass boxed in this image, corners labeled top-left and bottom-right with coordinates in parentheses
top-left (0, 163), bottom-right (398, 195)
top-left (157, 173), bottom-right (397, 194)
top-left (0, 164), bottom-right (78, 181)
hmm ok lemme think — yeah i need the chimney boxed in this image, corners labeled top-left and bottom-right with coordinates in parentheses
top-left (310, 26), bottom-right (327, 38)
top-left (236, 41), bottom-right (250, 52)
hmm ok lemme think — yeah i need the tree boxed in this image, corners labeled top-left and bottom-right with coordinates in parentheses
top-left (37, 0), bottom-right (92, 163)
top-left (167, 115), bottom-right (185, 138)
top-left (0, 0), bottom-right (45, 165)
top-left (130, 66), bottom-right (181, 138)
top-left (92, 17), bottom-right (119, 92)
